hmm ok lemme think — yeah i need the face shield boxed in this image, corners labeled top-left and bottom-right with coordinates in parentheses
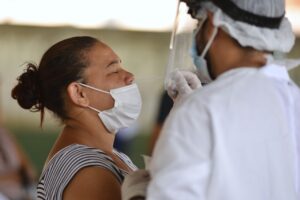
top-left (164, 1), bottom-right (199, 88)
top-left (165, 0), bottom-right (219, 87)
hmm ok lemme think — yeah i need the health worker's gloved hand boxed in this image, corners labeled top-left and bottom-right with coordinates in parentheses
top-left (121, 169), bottom-right (150, 200)
top-left (166, 70), bottom-right (202, 103)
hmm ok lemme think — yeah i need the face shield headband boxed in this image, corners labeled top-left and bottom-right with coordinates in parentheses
top-left (181, 0), bottom-right (285, 29)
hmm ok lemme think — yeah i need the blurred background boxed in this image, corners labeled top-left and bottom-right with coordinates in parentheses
top-left (0, 0), bottom-right (299, 189)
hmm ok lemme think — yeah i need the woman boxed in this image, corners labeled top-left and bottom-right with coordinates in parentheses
top-left (11, 36), bottom-right (142, 200)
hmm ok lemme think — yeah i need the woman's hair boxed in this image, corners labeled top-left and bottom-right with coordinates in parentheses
top-left (11, 36), bottom-right (99, 126)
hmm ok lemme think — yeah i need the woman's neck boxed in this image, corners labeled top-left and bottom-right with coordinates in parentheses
top-left (68, 115), bottom-right (115, 148)
top-left (54, 109), bottom-right (116, 154)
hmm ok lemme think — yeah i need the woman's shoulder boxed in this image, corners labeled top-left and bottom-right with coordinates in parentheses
top-left (37, 144), bottom-right (126, 199)
top-left (62, 165), bottom-right (122, 200)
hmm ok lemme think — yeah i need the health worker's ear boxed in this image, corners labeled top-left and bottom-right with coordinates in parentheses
top-left (67, 82), bottom-right (90, 107)
top-left (205, 11), bottom-right (216, 38)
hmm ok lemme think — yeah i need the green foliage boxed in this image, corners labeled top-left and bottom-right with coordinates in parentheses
top-left (8, 127), bottom-right (58, 175)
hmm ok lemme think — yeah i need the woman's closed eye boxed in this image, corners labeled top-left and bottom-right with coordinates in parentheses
top-left (106, 59), bottom-right (122, 75)
top-left (107, 65), bottom-right (119, 74)
top-left (111, 70), bottom-right (119, 74)
top-left (109, 67), bottom-right (120, 74)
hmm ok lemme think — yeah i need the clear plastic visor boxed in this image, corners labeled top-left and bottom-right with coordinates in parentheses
top-left (164, 1), bottom-right (199, 88)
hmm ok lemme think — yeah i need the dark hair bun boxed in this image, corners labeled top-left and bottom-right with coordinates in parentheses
top-left (11, 63), bottom-right (42, 111)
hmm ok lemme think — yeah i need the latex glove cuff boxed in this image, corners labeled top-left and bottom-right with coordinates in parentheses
top-left (121, 169), bottom-right (150, 200)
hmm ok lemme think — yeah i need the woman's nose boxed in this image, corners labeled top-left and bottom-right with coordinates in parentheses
top-left (124, 71), bottom-right (134, 85)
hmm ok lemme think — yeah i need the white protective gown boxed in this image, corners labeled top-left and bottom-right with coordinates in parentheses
top-left (147, 64), bottom-right (300, 200)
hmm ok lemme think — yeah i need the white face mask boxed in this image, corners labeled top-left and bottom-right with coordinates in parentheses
top-left (79, 83), bottom-right (142, 134)
top-left (190, 18), bottom-right (218, 83)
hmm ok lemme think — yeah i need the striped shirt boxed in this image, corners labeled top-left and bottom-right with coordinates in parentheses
top-left (36, 144), bottom-right (137, 200)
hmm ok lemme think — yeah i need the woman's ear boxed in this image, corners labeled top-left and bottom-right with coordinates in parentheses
top-left (67, 82), bottom-right (89, 107)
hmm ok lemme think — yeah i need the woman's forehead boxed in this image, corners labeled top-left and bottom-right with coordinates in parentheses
top-left (83, 42), bottom-right (120, 75)
top-left (88, 42), bottom-right (119, 63)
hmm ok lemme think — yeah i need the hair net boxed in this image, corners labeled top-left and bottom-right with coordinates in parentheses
top-left (190, 0), bottom-right (296, 53)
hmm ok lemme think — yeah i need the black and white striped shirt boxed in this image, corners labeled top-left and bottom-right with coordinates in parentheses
top-left (36, 144), bottom-right (137, 200)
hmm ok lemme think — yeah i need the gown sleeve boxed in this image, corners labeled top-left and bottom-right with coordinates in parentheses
top-left (147, 99), bottom-right (213, 200)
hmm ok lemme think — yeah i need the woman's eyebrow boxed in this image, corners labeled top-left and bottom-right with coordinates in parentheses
top-left (106, 59), bottom-right (121, 68)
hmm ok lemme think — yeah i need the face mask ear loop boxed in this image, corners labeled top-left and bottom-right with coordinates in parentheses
top-left (87, 106), bottom-right (102, 113)
top-left (192, 14), bottom-right (208, 56)
top-left (78, 83), bottom-right (109, 113)
top-left (200, 26), bottom-right (218, 58)
top-left (78, 83), bottom-right (110, 94)
top-left (194, 16), bottom-right (207, 37)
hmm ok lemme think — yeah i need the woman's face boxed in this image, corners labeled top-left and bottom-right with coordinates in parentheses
top-left (82, 41), bottom-right (134, 111)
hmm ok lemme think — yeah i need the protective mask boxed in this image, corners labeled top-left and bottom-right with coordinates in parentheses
top-left (190, 20), bottom-right (218, 83)
top-left (79, 83), bottom-right (142, 134)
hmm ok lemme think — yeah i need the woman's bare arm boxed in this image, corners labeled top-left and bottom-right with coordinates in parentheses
top-left (63, 166), bottom-right (121, 200)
